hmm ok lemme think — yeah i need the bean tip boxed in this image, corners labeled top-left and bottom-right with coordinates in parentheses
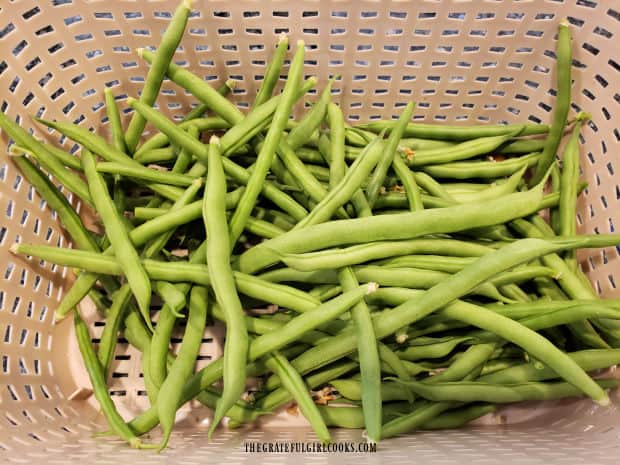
top-left (209, 134), bottom-right (221, 145)
top-left (366, 282), bottom-right (379, 294)
top-left (53, 311), bottom-right (67, 324)
top-left (296, 39), bottom-right (305, 49)
top-left (8, 243), bottom-right (20, 255)
top-left (559, 18), bottom-right (570, 28)
top-left (576, 111), bottom-right (592, 122)
top-left (278, 32), bottom-right (289, 44)
top-left (7, 145), bottom-right (24, 157)
top-left (136, 48), bottom-right (145, 58)
top-left (183, 0), bottom-right (195, 10)
top-left (225, 79), bottom-right (237, 90)
top-left (596, 395), bottom-right (611, 407)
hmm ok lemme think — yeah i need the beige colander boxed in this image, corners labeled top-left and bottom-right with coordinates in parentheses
top-left (1, 1), bottom-right (620, 464)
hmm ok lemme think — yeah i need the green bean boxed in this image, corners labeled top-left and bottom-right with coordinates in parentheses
top-left (331, 379), bottom-right (411, 402)
top-left (358, 121), bottom-right (548, 140)
top-left (82, 149), bottom-right (152, 328)
top-left (157, 285), bottom-right (208, 450)
top-left (33, 117), bottom-right (186, 201)
top-left (413, 171), bottom-right (456, 202)
top-left (125, 0), bottom-right (193, 153)
top-left (127, 98), bottom-right (309, 221)
top-left (392, 156), bottom-right (424, 211)
top-left (274, 139), bottom-right (347, 217)
top-left (222, 79), bottom-right (317, 158)
top-left (138, 48), bottom-right (244, 125)
top-left (423, 152), bottom-right (540, 179)
top-left (240, 185), bottom-right (546, 273)
top-left (366, 102), bottom-right (414, 207)
top-left (254, 34), bottom-right (289, 107)
top-left (1, 111), bottom-right (93, 205)
top-left (498, 138), bottom-right (546, 155)
top-left (381, 401), bottom-right (454, 438)
top-left (326, 103), bottom-right (346, 187)
top-left (10, 142), bottom-right (82, 171)
top-left (97, 284), bottom-right (133, 377)
top-left (293, 135), bottom-right (385, 230)
top-left (421, 404), bottom-right (496, 430)
top-left (531, 20), bottom-right (572, 185)
top-left (104, 88), bottom-right (127, 153)
top-left (480, 349), bottom-right (620, 384)
top-left (179, 80), bottom-right (235, 123)
top-left (559, 115), bottom-right (586, 269)
top-left (228, 41), bottom-right (306, 247)
top-left (472, 306), bottom-right (620, 343)
top-left (74, 312), bottom-right (149, 448)
top-left (449, 166), bottom-right (526, 204)
top-left (400, 378), bottom-right (618, 404)
top-left (425, 343), bottom-right (497, 384)
top-left (10, 156), bottom-right (98, 252)
top-left (281, 239), bottom-right (492, 272)
top-left (397, 337), bottom-right (474, 362)
top-left (288, 78), bottom-right (336, 151)
top-left (202, 137), bottom-right (249, 435)
top-left (134, 117), bottom-right (230, 159)
top-left (96, 161), bottom-right (196, 186)
top-left (153, 281), bottom-right (186, 318)
top-left (134, 147), bottom-right (177, 164)
top-left (398, 138), bottom-right (457, 151)
top-left (406, 130), bottom-right (523, 167)
top-left (338, 268), bottom-right (382, 442)
top-left (265, 351), bottom-right (331, 444)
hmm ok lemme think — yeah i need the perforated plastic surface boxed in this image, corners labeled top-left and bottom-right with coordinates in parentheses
top-left (1, 1), bottom-right (620, 463)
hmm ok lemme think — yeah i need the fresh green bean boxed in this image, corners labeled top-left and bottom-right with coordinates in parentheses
top-left (400, 378), bottom-right (618, 403)
top-left (339, 268), bottom-right (382, 441)
top-left (10, 142), bottom-right (82, 171)
top-left (239, 185), bottom-right (546, 273)
top-left (74, 312), bottom-right (149, 448)
top-left (104, 88), bottom-right (127, 153)
top-left (97, 284), bottom-right (133, 377)
top-left (280, 239), bottom-right (492, 272)
top-left (134, 117), bottom-right (230, 159)
top-left (157, 285), bottom-right (208, 450)
top-left (559, 115), bottom-right (586, 269)
top-left (138, 48), bottom-right (244, 125)
top-left (228, 41), bottom-right (306, 247)
top-left (331, 379), bottom-right (411, 402)
top-left (397, 337), bottom-right (474, 362)
top-left (531, 20), bottom-right (572, 185)
top-left (34, 117), bottom-right (186, 201)
top-left (125, 0), bottom-right (193, 153)
top-left (203, 137), bottom-right (249, 435)
top-left (406, 130), bottom-right (523, 167)
top-left (264, 351), bottom-right (331, 444)
top-left (96, 161), bottom-right (196, 186)
top-left (423, 152), bottom-right (540, 179)
top-left (326, 103), bottom-right (346, 187)
top-left (420, 404), bottom-right (497, 430)
top-left (82, 149), bottom-right (152, 327)
top-left (287, 78), bottom-right (335, 150)
top-left (392, 155), bottom-right (424, 211)
top-left (358, 121), bottom-right (548, 140)
top-left (254, 34), bottom-right (289, 107)
top-left (367, 102), bottom-right (414, 207)
top-left (1, 111), bottom-right (93, 205)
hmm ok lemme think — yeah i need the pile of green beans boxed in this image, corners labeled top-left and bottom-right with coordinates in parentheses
top-left (3, 7), bottom-right (619, 450)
